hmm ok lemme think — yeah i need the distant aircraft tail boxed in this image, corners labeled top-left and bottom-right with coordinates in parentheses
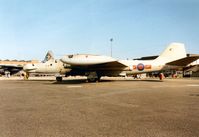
top-left (155, 43), bottom-right (187, 64)
top-left (43, 51), bottom-right (55, 62)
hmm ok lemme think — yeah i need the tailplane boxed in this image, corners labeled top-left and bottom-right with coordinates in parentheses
top-left (155, 43), bottom-right (187, 64)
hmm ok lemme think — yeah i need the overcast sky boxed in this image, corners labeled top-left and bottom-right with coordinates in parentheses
top-left (0, 0), bottom-right (198, 60)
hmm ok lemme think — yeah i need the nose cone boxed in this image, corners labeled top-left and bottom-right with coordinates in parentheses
top-left (23, 64), bottom-right (37, 72)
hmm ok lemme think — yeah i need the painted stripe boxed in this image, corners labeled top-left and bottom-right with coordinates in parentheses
top-left (67, 85), bottom-right (82, 88)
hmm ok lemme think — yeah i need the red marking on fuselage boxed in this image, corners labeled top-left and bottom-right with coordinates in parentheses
top-left (145, 65), bottom-right (152, 69)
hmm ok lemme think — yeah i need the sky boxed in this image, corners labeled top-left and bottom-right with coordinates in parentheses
top-left (0, 0), bottom-right (198, 60)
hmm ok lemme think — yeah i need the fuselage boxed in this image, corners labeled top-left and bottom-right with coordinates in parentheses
top-left (118, 59), bottom-right (164, 75)
top-left (23, 59), bottom-right (71, 74)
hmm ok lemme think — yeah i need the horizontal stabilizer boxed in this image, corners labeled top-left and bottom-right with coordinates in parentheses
top-left (185, 65), bottom-right (199, 72)
top-left (166, 54), bottom-right (199, 66)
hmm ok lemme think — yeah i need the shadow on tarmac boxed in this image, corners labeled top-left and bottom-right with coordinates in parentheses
top-left (52, 79), bottom-right (162, 84)
top-left (52, 79), bottom-right (115, 84)
top-left (189, 93), bottom-right (199, 97)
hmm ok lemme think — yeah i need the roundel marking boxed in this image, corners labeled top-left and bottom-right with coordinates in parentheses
top-left (137, 63), bottom-right (144, 71)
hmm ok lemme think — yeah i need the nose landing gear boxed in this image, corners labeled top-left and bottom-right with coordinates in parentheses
top-left (22, 72), bottom-right (29, 80)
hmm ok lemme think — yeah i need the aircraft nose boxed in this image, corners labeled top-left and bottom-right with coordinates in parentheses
top-left (23, 64), bottom-right (37, 72)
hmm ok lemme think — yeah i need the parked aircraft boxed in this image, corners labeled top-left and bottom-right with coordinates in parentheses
top-left (0, 64), bottom-right (23, 77)
top-left (23, 51), bottom-right (71, 81)
top-left (61, 43), bottom-right (199, 82)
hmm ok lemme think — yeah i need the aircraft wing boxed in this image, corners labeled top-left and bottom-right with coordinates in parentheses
top-left (166, 54), bottom-right (199, 67)
top-left (70, 61), bottom-right (127, 71)
top-left (0, 64), bottom-right (23, 75)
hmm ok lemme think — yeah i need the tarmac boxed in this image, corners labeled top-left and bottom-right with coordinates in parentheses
top-left (0, 77), bottom-right (199, 137)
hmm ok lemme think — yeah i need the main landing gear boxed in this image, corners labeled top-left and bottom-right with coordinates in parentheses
top-left (56, 76), bottom-right (63, 82)
top-left (159, 73), bottom-right (165, 80)
top-left (86, 72), bottom-right (101, 82)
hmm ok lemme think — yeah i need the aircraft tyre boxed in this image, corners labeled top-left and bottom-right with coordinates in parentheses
top-left (87, 78), bottom-right (97, 82)
top-left (87, 76), bottom-right (101, 83)
top-left (86, 72), bottom-right (101, 82)
top-left (56, 76), bottom-right (63, 82)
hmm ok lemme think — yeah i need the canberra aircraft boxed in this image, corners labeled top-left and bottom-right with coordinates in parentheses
top-left (23, 43), bottom-right (199, 82)
top-left (60, 43), bottom-right (199, 82)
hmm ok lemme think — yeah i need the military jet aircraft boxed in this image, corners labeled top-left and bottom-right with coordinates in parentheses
top-left (0, 64), bottom-right (23, 77)
top-left (61, 43), bottom-right (199, 82)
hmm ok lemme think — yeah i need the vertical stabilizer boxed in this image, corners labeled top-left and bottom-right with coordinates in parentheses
top-left (155, 43), bottom-right (187, 64)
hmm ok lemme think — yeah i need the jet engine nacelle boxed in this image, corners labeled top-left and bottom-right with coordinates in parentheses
top-left (61, 54), bottom-right (116, 65)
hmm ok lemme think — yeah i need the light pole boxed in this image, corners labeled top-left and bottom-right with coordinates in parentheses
top-left (110, 38), bottom-right (113, 57)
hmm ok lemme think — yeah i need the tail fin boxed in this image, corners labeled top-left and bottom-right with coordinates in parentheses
top-left (43, 51), bottom-right (54, 62)
top-left (155, 43), bottom-right (187, 64)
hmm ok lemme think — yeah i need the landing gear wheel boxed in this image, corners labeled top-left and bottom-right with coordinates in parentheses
top-left (86, 72), bottom-right (101, 83)
top-left (56, 77), bottom-right (63, 82)
top-left (87, 76), bottom-right (101, 83)
top-left (87, 78), bottom-right (97, 82)
top-left (23, 72), bottom-right (29, 80)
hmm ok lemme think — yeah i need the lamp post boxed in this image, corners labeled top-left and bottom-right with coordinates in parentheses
top-left (110, 38), bottom-right (113, 57)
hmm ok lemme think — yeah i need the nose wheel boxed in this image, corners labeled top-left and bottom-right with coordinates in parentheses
top-left (23, 72), bottom-right (29, 80)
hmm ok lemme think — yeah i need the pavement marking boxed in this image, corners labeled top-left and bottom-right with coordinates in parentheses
top-left (116, 103), bottom-right (139, 108)
top-left (186, 84), bottom-right (199, 87)
top-left (67, 85), bottom-right (82, 88)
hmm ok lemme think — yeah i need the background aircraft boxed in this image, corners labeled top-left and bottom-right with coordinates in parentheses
top-left (61, 43), bottom-right (199, 82)
top-left (0, 58), bottom-right (38, 78)
top-left (0, 64), bottom-right (23, 77)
